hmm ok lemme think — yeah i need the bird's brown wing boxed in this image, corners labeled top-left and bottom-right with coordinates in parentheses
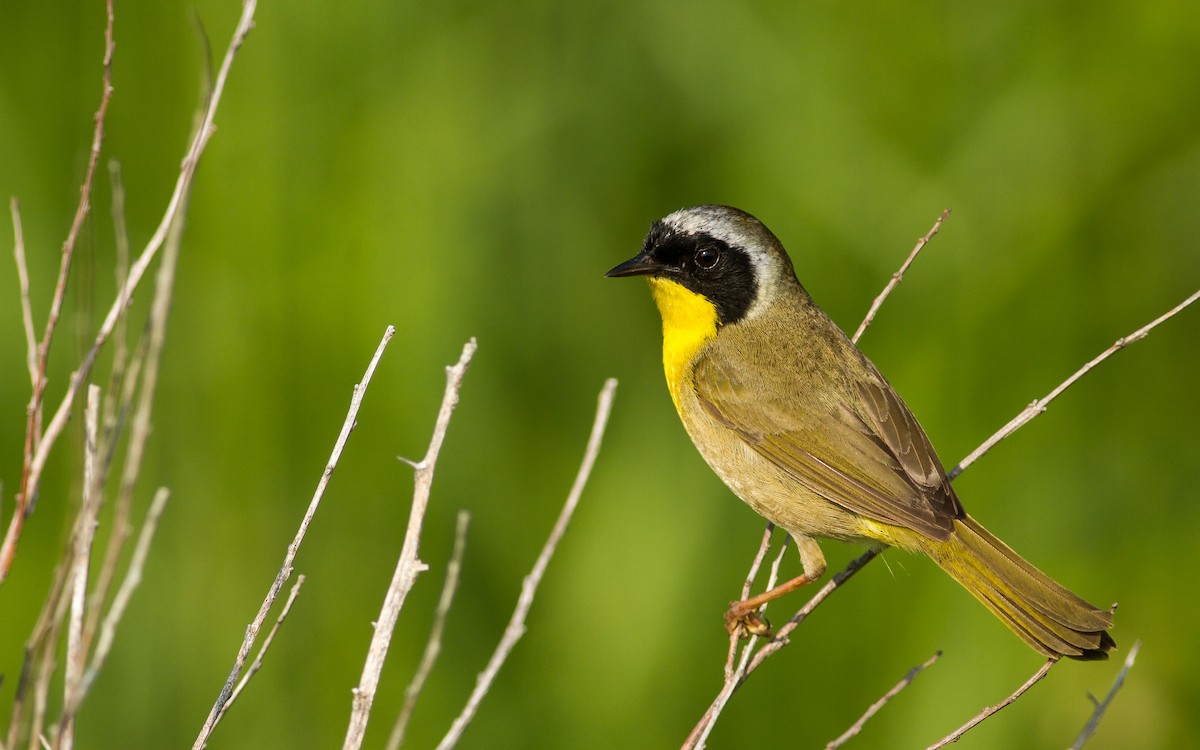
top-left (692, 348), bottom-right (962, 541)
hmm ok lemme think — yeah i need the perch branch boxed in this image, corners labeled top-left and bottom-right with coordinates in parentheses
top-left (683, 548), bottom-right (879, 749)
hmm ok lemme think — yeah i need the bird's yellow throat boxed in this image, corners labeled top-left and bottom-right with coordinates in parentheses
top-left (648, 278), bottom-right (720, 408)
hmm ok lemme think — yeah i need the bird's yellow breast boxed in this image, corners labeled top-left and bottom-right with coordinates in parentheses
top-left (648, 278), bottom-right (720, 410)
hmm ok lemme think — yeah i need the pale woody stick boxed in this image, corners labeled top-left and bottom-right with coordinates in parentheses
top-left (434, 378), bottom-right (618, 750)
top-left (342, 340), bottom-right (477, 750)
top-left (193, 323), bottom-right (394, 749)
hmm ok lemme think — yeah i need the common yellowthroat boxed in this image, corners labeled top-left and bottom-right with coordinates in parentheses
top-left (608, 205), bottom-right (1115, 660)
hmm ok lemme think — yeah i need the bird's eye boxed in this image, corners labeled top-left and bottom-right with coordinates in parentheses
top-left (695, 246), bottom-right (720, 270)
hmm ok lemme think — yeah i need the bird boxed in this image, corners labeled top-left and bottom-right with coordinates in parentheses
top-left (607, 204), bottom-right (1115, 660)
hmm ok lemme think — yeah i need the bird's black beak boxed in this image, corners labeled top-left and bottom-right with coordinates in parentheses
top-left (606, 251), bottom-right (659, 278)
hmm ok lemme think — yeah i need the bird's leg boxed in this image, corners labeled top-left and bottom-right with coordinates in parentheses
top-left (725, 536), bottom-right (827, 638)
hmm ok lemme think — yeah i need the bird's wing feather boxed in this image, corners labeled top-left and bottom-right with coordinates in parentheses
top-left (693, 346), bottom-right (961, 541)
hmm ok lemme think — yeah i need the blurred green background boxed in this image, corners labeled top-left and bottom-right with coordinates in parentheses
top-left (2, 0), bottom-right (1199, 747)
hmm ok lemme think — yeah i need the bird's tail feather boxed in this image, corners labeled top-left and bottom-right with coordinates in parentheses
top-left (921, 515), bottom-right (1115, 660)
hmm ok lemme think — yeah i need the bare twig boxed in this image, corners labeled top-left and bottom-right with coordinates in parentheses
top-left (58, 386), bottom-right (104, 750)
top-left (692, 531), bottom-right (787, 750)
top-left (5, 0), bottom-right (115, 581)
top-left (925, 659), bottom-right (1057, 749)
top-left (683, 548), bottom-right (880, 749)
top-left (85, 150), bottom-right (188, 652)
top-left (949, 288), bottom-right (1200, 479)
top-left (10, 198), bottom-right (37, 386)
top-left (81, 488), bottom-right (171, 696)
top-left (737, 526), bottom-right (775, 604)
top-left (826, 651), bottom-right (942, 749)
top-left (5, 559), bottom-right (68, 748)
top-left (435, 378), bottom-right (618, 750)
top-left (386, 511), bottom-right (471, 750)
top-left (193, 322), bottom-right (393, 749)
top-left (1069, 640), bottom-right (1141, 749)
top-left (755, 548), bottom-right (880, 669)
top-left (341, 339), bottom-right (477, 750)
top-left (0, 0), bottom-right (258, 585)
top-left (216, 576), bottom-right (307, 724)
top-left (851, 209), bottom-right (949, 344)
top-left (101, 160), bottom-right (133, 439)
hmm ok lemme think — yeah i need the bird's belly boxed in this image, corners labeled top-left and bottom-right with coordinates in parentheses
top-left (677, 393), bottom-right (868, 543)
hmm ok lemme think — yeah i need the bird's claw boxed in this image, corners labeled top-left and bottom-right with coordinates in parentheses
top-left (724, 601), bottom-right (772, 639)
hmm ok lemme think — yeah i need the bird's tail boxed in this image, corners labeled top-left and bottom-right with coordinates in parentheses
top-left (919, 515), bottom-right (1115, 660)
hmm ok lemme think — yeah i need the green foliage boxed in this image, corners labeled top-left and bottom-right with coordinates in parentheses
top-left (1, 1), bottom-right (1198, 747)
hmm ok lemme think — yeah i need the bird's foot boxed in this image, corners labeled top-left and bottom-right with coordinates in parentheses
top-left (724, 600), bottom-right (772, 639)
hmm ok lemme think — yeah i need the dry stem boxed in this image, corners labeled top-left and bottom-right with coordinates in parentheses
top-left (1069, 640), bottom-right (1141, 749)
top-left (949, 287), bottom-right (1200, 479)
top-left (10, 198), bottom-right (37, 386)
top-left (1, 0), bottom-right (258, 584)
top-left (851, 209), bottom-right (950, 344)
top-left (81, 488), bottom-right (171, 696)
top-left (57, 386), bottom-right (103, 750)
top-left (386, 511), bottom-right (471, 750)
top-left (3, 0), bottom-right (115, 584)
top-left (926, 659), bottom-right (1057, 749)
top-left (826, 651), bottom-right (942, 749)
top-left (434, 378), bottom-right (618, 750)
top-left (193, 323), bottom-right (394, 749)
top-left (215, 576), bottom-right (307, 725)
top-left (341, 339), bottom-right (477, 750)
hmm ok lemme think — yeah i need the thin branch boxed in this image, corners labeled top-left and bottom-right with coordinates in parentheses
top-left (14, 0), bottom-right (115, 545)
top-left (683, 548), bottom-right (880, 749)
top-left (215, 576), bottom-right (306, 724)
top-left (950, 287), bottom-right (1200, 479)
top-left (690, 532), bottom-right (786, 750)
top-left (58, 386), bottom-right (103, 750)
top-left (1069, 640), bottom-right (1141, 749)
top-left (826, 651), bottom-right (942, 749)
top-left (723, 525), bottom-right (775, 681)
top-left (0, 0), bottom-right (258, 585)
top-left (81, 488), bottom-right (171, 696)
top-left (386, 511), bottom-right (471, 750)
top-left (10, 198), bottom-right (37, 387)
top-left (5, 558), bottom-right (69, 748)
top-left (748, 548), bottom-right (879, 674)
top-left (85, 148), bottom-right (188, 651)
top-left (193, 322), bottom-right (393, 749)
top-left (851, 209), bottom-right (949, 344)
top-left (341, 339), bottom-right (477, 750)
top-left (925, 659), bottom-right (1057, 749)
top-left (435, 378), bottom-right (618, 750)
top-left (99, 160), bottom-right (132, 450)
